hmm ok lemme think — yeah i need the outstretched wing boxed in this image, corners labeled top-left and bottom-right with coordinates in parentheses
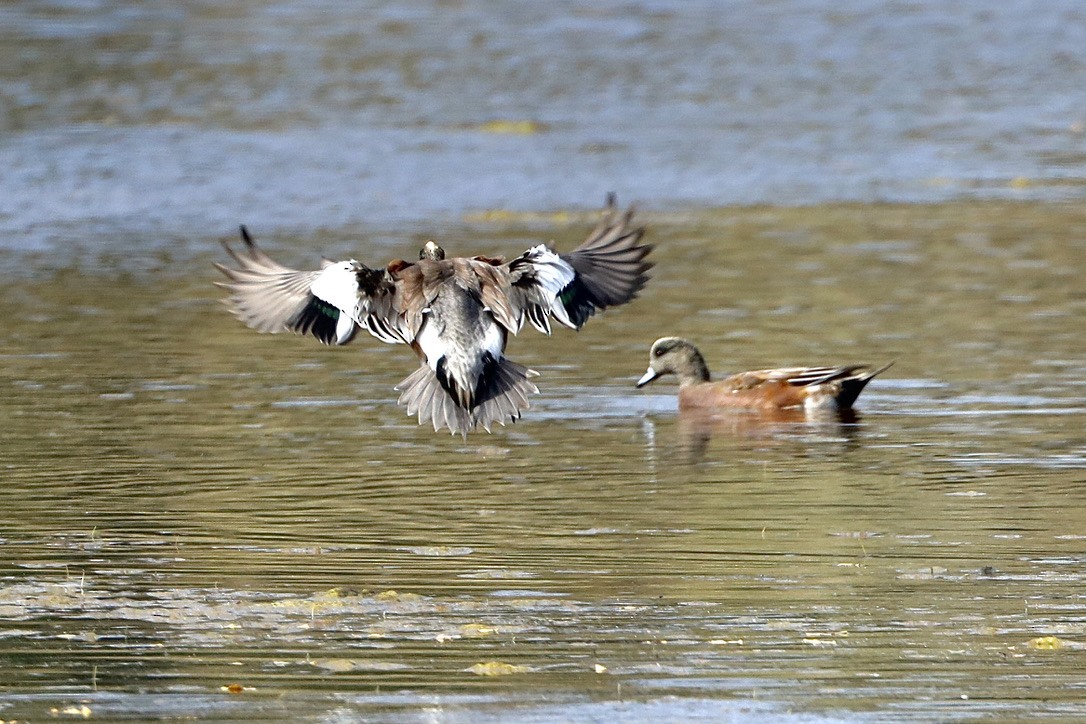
top-left (505, 194), bottom-right (653, 334)
top-left (214, 226), bottom-right (403, 346)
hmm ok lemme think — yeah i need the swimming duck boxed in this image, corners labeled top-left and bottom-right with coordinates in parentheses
top-left (636, 337), bottom-right (890, 412)
top-left (216, 196), bottom-right (652, 436)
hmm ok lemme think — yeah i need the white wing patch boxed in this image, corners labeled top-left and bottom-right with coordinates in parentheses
top-left (523, 245), bottom-right (575, 292)
top-left (334, 313), bottom-right (356, 345)
top-left (310, 261), bottom-right (362, 317)
top-left (520, 245), bottom-right (577, 332)
top-left (310, 260), bottom-right (402, 345)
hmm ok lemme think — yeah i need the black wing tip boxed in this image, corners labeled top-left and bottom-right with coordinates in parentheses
top-left (238, 225), bottom-right (258, 253)
top-left (218, 225), bottom-right (254, 257)
top-left (598, 192), bottom-right (633, 222)
top-left (218, 225), bottom-right (260, 270)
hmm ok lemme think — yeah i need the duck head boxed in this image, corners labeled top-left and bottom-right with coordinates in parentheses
top-left (419, 240), bottom-right (445, 261)
top-left (636, 337), bottom-right (711, 388)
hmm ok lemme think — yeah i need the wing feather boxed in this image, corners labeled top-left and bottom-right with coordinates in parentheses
top-left (505, 194), bottom-right (652, 332)
top-left (215, 226), bottom-right (403, 346)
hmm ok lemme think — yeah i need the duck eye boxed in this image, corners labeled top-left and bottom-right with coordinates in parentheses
top-left (653, 346), bottom-right (666, 357)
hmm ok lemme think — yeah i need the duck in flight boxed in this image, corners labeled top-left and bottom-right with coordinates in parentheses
top-left (216, 196), bottom-right (652, 436)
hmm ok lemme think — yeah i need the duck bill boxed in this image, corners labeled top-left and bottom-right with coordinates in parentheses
top-left (636, 367), bottom-right (658, 388)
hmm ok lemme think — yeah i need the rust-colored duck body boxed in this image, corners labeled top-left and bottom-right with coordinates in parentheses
top-left (636, 337), bottom-right (890, 412)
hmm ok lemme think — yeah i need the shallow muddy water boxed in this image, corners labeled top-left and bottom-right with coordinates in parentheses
top-left (3, 1), bottom-right (1086, 721)
top-left (2, 201), bottom-right (1085, 721)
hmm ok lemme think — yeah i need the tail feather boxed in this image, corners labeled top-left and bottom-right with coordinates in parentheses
top-left (835, 362), bottom-right (894, 409)
top-left (395, 359), bottom-right (537, 437)
top-left (437, 393), bottom-right (453, 434)
top-left (472, 358), bottom-right (539, 432)
top-left (397, 366), bottom-right (471, 435)
top-left (395, 366), bottom-right (427, 416)
top-left (397, 366), bottom-right (460, 433)
top-left (441, 389), bottom-right (470, 434)
top-left (426, 380), bottom-right (443, 432)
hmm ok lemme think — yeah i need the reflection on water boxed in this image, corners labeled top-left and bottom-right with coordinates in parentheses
top-left (645, 407), bottom-right (866, 464)
top-left (2, 202), bottom-right (1085, 720)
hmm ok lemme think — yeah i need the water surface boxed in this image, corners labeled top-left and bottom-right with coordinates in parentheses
top-left (2, 202), bottom-right (1085, 721)
top-left (2, 1), bottom-right (1086, 720)
top-left (2, 0), bottom-right (1086, 260)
